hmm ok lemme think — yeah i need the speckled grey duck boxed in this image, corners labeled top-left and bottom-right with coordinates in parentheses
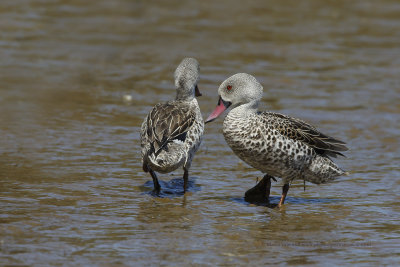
top-left (206, 73), bottom-right (348, 207)
top-left (141, 58), bottom-right (204, 193)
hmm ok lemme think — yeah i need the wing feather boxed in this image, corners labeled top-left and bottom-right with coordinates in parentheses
top-left (264, 112), bottom-right (348, 156)
top-left (147, 101), bottom-right (195, 156)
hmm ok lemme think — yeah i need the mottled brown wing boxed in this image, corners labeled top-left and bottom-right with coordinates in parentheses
top-left (266, 112), bottom-right (348, 157)
top-left (147, 101), bottom-right (195, 155)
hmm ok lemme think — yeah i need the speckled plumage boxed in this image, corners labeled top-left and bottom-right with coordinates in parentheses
top-left (206, 73), bottom-right (348, 205)
top-left (223, 109), bottom-right (347, 185)
top-left (140, 58), bottom-right (204, 192)
top-left (141, 99), bottom-right (203, 173)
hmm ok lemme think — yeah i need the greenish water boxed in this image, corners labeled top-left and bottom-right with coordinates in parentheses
top-left (1, 0), bottom-right (399, 265)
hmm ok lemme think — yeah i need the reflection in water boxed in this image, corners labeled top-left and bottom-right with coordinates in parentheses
top-left (1, 0), bottom-right (400, 265)
top-left (140, 177), bottom-right (201, 197)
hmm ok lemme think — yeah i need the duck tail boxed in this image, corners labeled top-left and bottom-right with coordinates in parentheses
top-left (305, 155), bottom-right (347, 184)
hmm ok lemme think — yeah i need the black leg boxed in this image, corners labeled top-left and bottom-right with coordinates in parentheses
top-left (278, 183), bottom-right (290, 207)
top-left (149, 169), bottom-right (161, 193)
top-left (142, 162), bottom-right (149, 172)
top-left (183, 169), bottom-right (189, 193)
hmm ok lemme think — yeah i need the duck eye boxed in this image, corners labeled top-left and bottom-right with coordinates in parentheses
top-left (227, 85), bottom-right (232, 91)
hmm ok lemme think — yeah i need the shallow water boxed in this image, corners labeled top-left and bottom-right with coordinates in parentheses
top-left (1, 0), bottom-right (400, 265)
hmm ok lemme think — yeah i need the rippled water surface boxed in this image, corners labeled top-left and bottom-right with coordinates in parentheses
top-left (1, 0), bottom-right (400, 265)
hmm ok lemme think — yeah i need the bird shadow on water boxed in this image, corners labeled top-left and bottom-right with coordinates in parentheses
top-left (139, 177), bottom-right (201, 198)
top-left (232, 196), bottom-right (343, 208)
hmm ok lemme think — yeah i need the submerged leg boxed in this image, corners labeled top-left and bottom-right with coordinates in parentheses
top-left (183, 169), bottom-right (189, 193)
top-left (149, 169), bottom-right (161, 193)
top-left (278, 183), bottom-right (290, 207)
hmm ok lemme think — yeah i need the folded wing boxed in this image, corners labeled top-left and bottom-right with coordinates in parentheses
top-left (147, 101), bottom-right (195, 156)
top-left (265, 112), bottom-right (348, 157)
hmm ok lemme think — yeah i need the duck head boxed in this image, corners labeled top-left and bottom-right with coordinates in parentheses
top-left (205, 73), bottom-right (263, 123)
top-left (174, 57), bottom-right (202, 100)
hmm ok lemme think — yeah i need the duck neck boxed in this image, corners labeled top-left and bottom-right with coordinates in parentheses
top-left (230, 100), bottom-right (259, 117)
top-left (175, 87), bottom-right (194, 101)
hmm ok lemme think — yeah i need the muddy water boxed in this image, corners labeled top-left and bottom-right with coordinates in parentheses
top-left (1, 0), bottom-right (400, 265)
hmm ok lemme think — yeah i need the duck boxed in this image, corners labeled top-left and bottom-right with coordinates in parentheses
top-left (140, 58), bottom-right (204, 193)
top-left (205, 73), bottom-right (348, 207)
